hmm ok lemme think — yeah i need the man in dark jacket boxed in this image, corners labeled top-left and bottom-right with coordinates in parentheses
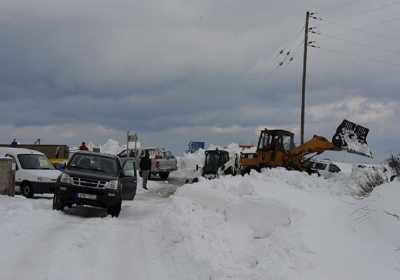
top-left (10, 138), bottom-right (18, 147)
top-left (140, 151), bottom-right (151, 190)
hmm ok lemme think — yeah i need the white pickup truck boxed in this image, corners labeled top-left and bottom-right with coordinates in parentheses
top-left (141, 147), bottom-right (177, 180)
top-left (118, 147), bottom-right (177, 180)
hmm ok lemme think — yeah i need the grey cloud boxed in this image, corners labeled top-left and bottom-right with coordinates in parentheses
top-left (0, 0), bottom-right (399, 159)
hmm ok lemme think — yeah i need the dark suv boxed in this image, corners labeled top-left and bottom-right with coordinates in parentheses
top-left (53, 152), bottom-right (137, 217)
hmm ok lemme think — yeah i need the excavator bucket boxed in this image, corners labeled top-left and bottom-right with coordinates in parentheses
top-left (332, 120), bottom-right (373, 158)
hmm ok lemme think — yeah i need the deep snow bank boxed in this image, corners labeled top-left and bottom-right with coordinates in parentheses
top-left (160, 169), bottom-right (400, 279)
top-left (0, 170), bottom-right (399, 280)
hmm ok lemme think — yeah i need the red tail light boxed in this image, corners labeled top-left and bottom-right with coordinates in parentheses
top-left (156, 161), bottom-right (160, 168)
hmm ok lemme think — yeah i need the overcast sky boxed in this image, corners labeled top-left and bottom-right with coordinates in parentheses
top-left (0, 0), bottom-right (399, 161)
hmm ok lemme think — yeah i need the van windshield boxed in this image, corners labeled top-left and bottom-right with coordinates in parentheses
top-left (17, 154), bottom-right (55, 170)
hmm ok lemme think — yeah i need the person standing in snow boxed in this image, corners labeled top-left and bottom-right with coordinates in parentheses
top-left (10, 139), bottom-right (18, 147)
top-left (140, 151), bottom-right (151, 190)
top-left (79, 142), bottom-right (89, 151)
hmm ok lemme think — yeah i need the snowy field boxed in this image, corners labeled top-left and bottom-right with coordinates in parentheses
top-left (1, 168), bottom-right (400, 280)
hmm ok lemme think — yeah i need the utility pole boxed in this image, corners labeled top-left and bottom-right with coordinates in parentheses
top-left (300, 11), bottom-right (310, 145)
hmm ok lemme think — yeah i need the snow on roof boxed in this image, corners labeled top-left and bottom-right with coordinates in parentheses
top-left (0, 147), bottom-right (44, 155)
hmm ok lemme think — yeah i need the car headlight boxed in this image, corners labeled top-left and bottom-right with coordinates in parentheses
top-left (105, 180), bottom-right (119, 190)
top-left (37, 176), bottom-right (49, 182)
top-left (60, 173), bottom-right (72, 184)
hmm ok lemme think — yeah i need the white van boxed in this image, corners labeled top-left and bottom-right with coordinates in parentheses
top-left (0, 147), bottom-right (61, 198)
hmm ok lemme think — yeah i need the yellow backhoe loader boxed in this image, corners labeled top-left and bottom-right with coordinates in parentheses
top-left (240, 120), bottom-right (372, 173)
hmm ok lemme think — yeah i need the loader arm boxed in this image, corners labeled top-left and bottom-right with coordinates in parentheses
top-left (289, 135), bottom-right (339, 158)
top-left (287, 135), bottom-right (339, 169)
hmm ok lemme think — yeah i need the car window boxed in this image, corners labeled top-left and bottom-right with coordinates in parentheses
top-left (315, 162), bottom-right (327, 170)
top-left (123, 160), bottom-right (136, 177)
top-left (328, 164), bottom-right (341, 173)
top-left (17, 154), bottom-right (54, 170)
top-left (164, 151), bottom-right (174, 159)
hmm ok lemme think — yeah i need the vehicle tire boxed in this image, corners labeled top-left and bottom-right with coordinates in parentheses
top-left (240, 168), bottom-right (251, 176)
top-left (21, 182), bottom-right (34, 198)
top-left (108, 203), bottom-right (121, 217)
top-left (52, 193), bottom-right (65, 211)
top-left (390, 175), bottom-right (397, 182)
top-left (224, 167), bottom-right (232, 175)
top-left (159, 172), bottom-right (169, 180)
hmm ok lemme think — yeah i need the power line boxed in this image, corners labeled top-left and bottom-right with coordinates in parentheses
top-left (316, 1), bottom-right (400, 40)
top-left (315, 46), bottom-right (400, 68)
top-left (353, 0), bottom-right (400, 17)
top-left (319, 19), bottom-right (400, 42)
top-left (320, 33), bottom-right (400, 56)
top-left (258, 28), bottom-right (305, 81)
top-left (329, 0), bottom-right (400, 21)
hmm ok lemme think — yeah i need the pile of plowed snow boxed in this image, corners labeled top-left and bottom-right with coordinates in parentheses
top-left (0, 169), bottom-right (399, 279)
top-left (160, 169), bottom-right (400, 279)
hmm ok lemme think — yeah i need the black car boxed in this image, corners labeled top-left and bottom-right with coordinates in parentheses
top-left (53, 151), bottom-right (137, 217)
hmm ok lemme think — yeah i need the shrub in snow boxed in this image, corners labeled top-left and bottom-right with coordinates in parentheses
top-left (387, 154), bottom-right (400, 181)
top-left (357, 171), bottom-right (386, 197)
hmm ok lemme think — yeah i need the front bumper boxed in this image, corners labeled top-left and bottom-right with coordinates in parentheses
top-left (31, 182), bottom-right (57, 194)
top-left (151, 167), bottom-right (178, 173)
top-left (55, 183), bottom-right (121, 208)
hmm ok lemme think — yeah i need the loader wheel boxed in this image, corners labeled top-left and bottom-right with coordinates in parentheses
top-left (240, 168), bottom-right (251, 176)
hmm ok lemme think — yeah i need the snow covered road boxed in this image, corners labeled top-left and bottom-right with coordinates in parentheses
top-left (1, 170), bottom-right (400, 280)
top-left (0, 180), bottom-right (184, 280)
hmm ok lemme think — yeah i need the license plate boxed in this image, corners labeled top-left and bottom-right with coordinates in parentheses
top-left (77, 193), bottom-right (97, 200)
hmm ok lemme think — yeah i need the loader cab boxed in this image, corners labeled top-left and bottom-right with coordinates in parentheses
top-left (257, 129), bottom-right (295, 152)
top-left (253, 129), bottom-right (295, 168)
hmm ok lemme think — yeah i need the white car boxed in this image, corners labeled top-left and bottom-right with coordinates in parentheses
top-left (0, 147), bottom-right (61, 198)
top-left (307, 159), bottom-right (342, 178)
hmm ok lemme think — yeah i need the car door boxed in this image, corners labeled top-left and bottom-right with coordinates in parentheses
top-left (120, 159), bottom-right (137, 200)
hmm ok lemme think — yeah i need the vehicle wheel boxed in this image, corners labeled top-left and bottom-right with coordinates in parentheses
top-left (21, 182), bottom-right (34, 198)
top-left (240, 168), bottom-right (251, 176)
top-left (159, 172), bottom-right (169, 180)
top-left (108, 203), bottom-right (121, 217)
top-left (223, 167), bottom-right (232, 175)
top-left (390, 175), bottom-right (397, 182)
top-left (52, 193), bottom-right (65, 211)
